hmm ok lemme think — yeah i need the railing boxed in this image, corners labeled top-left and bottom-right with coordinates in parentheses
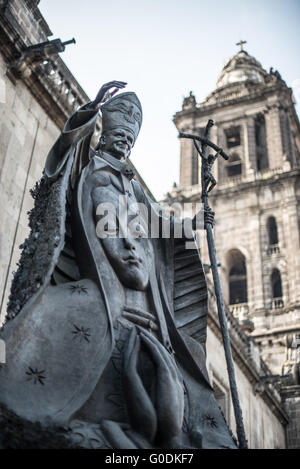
top-left (223, 174), bottom-right (243, 185)
top-left (229, 302), bottom-right (254, 332)
top-left (258, 359), bottom-right (282, 395)
top-left (270, 298), bottom-right (284, 310)
top-left (218, 166), bottom-right (287, 189)
top-left (258, 166), bottom-right (284, 178)
top-left (39, 59), bottom-right (87, 113)
top-left (224, 305), bottom-right (250, 350)
top-left (266, 244), bottom-right (280, 255)
top-left (230, 302), bottom-right (249, 319)
top-left (35, 57), bottom-right (102, 139)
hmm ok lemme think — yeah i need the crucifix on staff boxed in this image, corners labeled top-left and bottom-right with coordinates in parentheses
top-left (179, 120), bottom-right (248, 449)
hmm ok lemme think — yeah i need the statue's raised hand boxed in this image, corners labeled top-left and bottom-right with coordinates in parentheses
top-left (91, 81), bottom-right (127, 109)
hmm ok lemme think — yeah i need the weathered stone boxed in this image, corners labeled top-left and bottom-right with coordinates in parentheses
top-left (167, 46), bottom-right (300, 448)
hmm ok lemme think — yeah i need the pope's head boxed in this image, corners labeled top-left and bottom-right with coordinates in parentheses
top-left (98, 92), bottom-right (142, 160)
top-left (99, 127), bottom-right (135, 160)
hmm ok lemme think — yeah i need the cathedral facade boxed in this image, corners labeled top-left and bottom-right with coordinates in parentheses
top-left (167, 44), bottom-right (300, 448)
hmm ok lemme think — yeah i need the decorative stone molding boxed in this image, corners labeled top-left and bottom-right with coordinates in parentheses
top-left (0, 0), bottom-right (94, 130)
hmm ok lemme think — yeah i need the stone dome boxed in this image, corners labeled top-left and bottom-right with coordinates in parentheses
top-left (216, 50), bottom-right (267, 89)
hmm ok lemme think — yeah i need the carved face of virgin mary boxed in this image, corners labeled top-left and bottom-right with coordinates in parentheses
top-left (101, 233), bottom-right (152, 291)
top-left (93, 185), bottom-right (153, 291)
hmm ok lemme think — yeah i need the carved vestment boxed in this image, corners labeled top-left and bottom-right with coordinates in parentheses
top-left (0, 104), bottom-right (237, 449)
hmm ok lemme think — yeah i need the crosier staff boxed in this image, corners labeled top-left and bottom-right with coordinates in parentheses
top-left (179, 120), bottom-right (248, 449)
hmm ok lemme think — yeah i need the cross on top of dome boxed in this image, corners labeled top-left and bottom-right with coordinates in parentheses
top-left (216, 42), bottom-right (267, 89)
top-left (236, 40), bottom-right (247, 52)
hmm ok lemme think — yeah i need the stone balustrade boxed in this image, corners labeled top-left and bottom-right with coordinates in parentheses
top-left (267, 244), bottom-right (280, 255)
top-left (271, 298), bottom-right (284, 310)
top-left (34, 57), bottom-right (102, 137)
top-left (230, 302), bottom-right (249, 319)
top-left (229, 302), bottom-right (254, 333)
top-left (219, 166), bottom-right (286, 189)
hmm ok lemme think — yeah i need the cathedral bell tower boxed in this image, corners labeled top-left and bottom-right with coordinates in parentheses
top-left (171, 44), bottom-right (300, 376)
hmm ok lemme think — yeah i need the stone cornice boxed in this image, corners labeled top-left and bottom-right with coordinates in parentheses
top-left (281, 385), bottom-right (300, 400)
top-left (210, 168), bottom-right (300, 199)
top-left (25, 57), bottom-right (92, 130)
top-left (251, 324), bottom-right (300, 339)
top-left (173, 82), bottom-right (294, 127)
top-left (0, 0), bottom-right (91, 130)
top-left (173, 168), bottom-right (300, 204)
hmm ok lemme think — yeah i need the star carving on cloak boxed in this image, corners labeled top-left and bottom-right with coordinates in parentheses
top-left (202, 414), bottom-right (218, 428)
top-left (25, 366), bottom-right (46, 385)
top-left (69, 284), bottom-right (88, 295)
top-left (71, 324), bottom-right (91, 343)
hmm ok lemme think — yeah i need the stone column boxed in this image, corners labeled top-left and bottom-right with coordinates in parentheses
top-left (179, 137), bottom-right (194, 188)
top-left (250, 212), bottom-right (265, 311)
top-left (264, 103), bottom-right (284, 169)
top-left (242, 117), bottom-right (256, 176)
top-left (217, 125), bottom-right (227, 183)
top-left (279, 108), bottom-right (295, 168)
top-left (210, 124), bottom-right (219, 184)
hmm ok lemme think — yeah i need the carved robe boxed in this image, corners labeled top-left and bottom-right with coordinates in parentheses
top-left (0, 104), bottom-right (237, 449)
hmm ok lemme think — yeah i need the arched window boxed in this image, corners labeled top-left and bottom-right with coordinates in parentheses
top-left (226, 153), bottom-right (242, 177)
top-left (227, 249), bottom-right (248, 304)
top-left (271, 269), bottom-right (282, 298)
top-left (267, 216), bottom-right (278, 245)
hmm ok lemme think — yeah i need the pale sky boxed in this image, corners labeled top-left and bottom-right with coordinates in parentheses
top-left (39, 0), bottom-right (300, 200)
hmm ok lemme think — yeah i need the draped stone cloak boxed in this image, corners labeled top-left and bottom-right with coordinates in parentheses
top-left (0, 104), bottom-right (236, 448)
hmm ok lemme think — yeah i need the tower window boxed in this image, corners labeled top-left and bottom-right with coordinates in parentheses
top-left (226, 153), bottom-right (242, 177)
top-left (271, 269), bottom-right (282, 298)
top-left (255, 114), bottom-right (269, 171)
top-left (227, 249), bottom-right (248, 304)
top-left (255, 118), bottom-right (263, 146)
top-left (225, 127), bottom-right (241, 148)
top-left (279, 111), bottom-right (293, 163)
top-left (267, 216), bottom-right (278, 245)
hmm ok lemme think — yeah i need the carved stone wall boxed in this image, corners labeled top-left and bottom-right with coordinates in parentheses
top-left (0, 0), bottom-right (154, 323)
top-left (0, 52), bottom-right (60, 322)
top-left (0, 0), bottom-right (93, 322)
top-left (172, 54), bottom-right (300, 377)
top-left (281, 386), bottom-right (300, 449)
top-left (206, 327), bottom-right (286, 449)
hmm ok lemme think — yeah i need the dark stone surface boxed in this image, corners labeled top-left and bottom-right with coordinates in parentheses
top-left (0, 83), bottom-right (237, 449)
top-left (0, 403), bottom-right (75, 449)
